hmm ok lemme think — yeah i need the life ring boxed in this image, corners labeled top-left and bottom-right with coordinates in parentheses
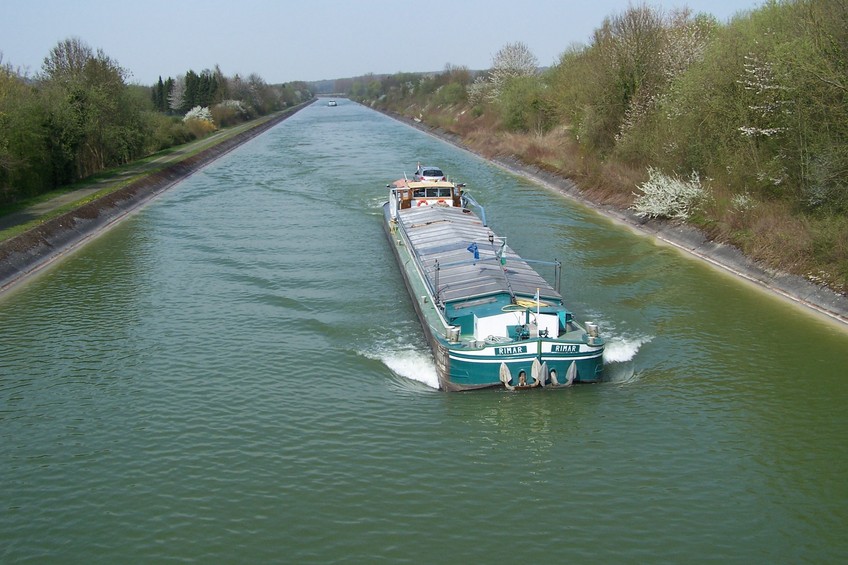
top-left (417, 200), bottom-right (429, 207)
top-left (437, 199), bottom-right (447, 206)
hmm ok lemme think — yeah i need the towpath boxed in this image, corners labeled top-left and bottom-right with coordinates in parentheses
top-left (0, 118), bottom-right (268, 234)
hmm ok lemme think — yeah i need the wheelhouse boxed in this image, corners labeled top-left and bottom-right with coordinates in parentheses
top-left (387, 180), bottom-right (462, 217)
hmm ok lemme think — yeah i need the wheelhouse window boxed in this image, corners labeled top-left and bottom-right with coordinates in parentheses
top-left (424, 187), bottom-right (453, 197)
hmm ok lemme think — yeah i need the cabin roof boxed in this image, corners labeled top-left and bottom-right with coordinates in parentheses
top-left (398, 205), bottom-right (561, 305)
top-left (391, 179), bottom-right (455, 190)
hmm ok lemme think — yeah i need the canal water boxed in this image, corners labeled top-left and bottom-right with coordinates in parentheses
top-left (1, 100), bottom-right (847, 563)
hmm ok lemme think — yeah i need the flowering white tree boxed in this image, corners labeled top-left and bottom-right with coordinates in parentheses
top-left (168, 75), bottom-right (185, 112)
top-left (183, 105), bottom-right (213, 123)
top-left (216, 99), bottom-right (247, 114)
top-left (466, 75), bottom-right (490, 105)
top-left (467, 41), bottom-right (539, 102)
top-left (737, 53), bottom-right (788, 139)
top-left (616, 8), bottom-right (714, 139)
top-left (631, 167), bottom-right (705, 220)
top-left (485, 41), bottom-right (539, 100)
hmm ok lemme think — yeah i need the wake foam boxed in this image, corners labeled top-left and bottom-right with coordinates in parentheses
top-left (603, 335), bottom-right (652, 363)
top-left (598, 330), bottom-right (652, 384)
top-left (363, 326), bottom-right (650, 390)
top-left (362, 345), bottom-right (440, 389)
top-left (382, 349), bottom-right (440, 389)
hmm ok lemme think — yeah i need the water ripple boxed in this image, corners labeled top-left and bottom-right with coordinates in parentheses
top-left (1, 100), bottom-right (847, 563)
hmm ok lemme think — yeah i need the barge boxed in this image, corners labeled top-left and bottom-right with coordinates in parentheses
top-left (382, 172), bottom-right (604, 391)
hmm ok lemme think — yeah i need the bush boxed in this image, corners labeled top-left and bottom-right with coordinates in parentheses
top-left (182, 105), bottom-right (213, 123)
top-left (632, 167), bottom-right (706, 220)
top-left (211, 100), bottom-right (249, 127)
top-left (184, 117), bottom-right (216, 138)
top-left (145, 113), bottom-right (194, 152)
top-left (435, 82), bottom-right (467, 106)
top-left (497, 75), bottom-right (556, 134)
top-left (181, 105), bottom-right (216, 138)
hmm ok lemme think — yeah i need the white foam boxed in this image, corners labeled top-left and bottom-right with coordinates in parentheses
top-left (603, 335), bottom-right (652, 363)
top-left (366, 327), bottom-right (649, 389)
top-left (362, 344), bottom-right (440, 389)
top-left (381, 349), bottom-right (440, 389)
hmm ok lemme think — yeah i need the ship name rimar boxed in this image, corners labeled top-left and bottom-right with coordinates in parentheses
top-left (495, 345), bottom-right (527, 355)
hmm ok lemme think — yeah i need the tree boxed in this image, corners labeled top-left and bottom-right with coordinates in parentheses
top-left (39, 37), bottom-right (143, 182)
top-left (212, 64), bottom-right (229, 103)
top-left (0, 54), bottom-right (50, 203)
top-left (41, 37), bottom-right (92, 85)
top-left (168, 75), bottom-right (185, 113)
top-left (488, 41), bottom-right (539, 99)
top-left (152, 76), bottom-right (167, 111)
top-left (183, 70), bottom-right (199, 111)
top-left (498, 75), bottom-right (556, 134)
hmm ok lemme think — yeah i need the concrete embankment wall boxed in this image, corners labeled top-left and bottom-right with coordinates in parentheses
top-left (0, 100), bottom-right (315, 294)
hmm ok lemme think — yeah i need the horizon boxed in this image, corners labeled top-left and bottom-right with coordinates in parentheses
top-left (3, 0), bottom-right (764, 86)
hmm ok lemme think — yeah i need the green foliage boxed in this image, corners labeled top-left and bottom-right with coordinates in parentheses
top-left (544, 0), bottom-right (848, 216)
top-left (145, 112), bottom-right (194, 152)
top-left (277, 81), bottom-right (310, 108)
top-left (497, 75), bottom-right (556, 134)
top-left (488, 42), bottom-right (539, 100)
top-left (435, 82), bottom-right (467, 106)
top-left (547, 43), bottom-right (622, 152)
top-left (548, 6), bottom-right (717, 155)
top-left (176, 69), bottom-right (220, 113)
top-left (210, 100), bottom-right (247, 128)
top-left (0, 64), bottom-right (51, 202)
top-left (152, 77), bottom-right (167, 112)
top-left (38, 38), bottom-right (145, 182)
top-left (350, 67), bottom-right (476, 112)
top-left (0, 39), bottom-right (305, 206)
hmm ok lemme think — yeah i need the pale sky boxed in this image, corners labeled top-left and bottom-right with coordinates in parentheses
top-left (2, 0), bottom-right (764, 85)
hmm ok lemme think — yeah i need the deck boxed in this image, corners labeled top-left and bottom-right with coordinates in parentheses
top-left (397, 205), bottom-right (560, 305)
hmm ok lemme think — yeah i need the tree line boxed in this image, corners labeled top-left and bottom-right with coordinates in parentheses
top-left (0, 37), bottom-right (312, 206)
top-left (353, 0), bottom-right (848, 291)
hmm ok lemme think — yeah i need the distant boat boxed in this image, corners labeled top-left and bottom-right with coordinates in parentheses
top-left (327, 100), bottom-right (337, 106)
top-left (382, 171), bottom-right (605, 391)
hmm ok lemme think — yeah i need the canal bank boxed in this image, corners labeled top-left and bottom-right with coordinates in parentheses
top-left (374, 105), bottom-right (848, 327)
top-left (0, 99), bottom-right (316, 294)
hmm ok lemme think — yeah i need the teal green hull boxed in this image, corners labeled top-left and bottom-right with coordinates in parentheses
top-left (437, 336), bottom-right (604, 391)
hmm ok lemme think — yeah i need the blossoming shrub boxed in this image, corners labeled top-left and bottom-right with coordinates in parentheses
top-left (632, 167), bottom-right (705, 220)
top-left (211, 100), bottom-right (250, 127)
top-left (182, 106), bottom-right (215, 138)
top-left (182, 106), bottom-right (211, 122)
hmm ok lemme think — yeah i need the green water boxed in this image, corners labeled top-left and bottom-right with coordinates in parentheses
top-left (1, 101), bottom-right (847, 563)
